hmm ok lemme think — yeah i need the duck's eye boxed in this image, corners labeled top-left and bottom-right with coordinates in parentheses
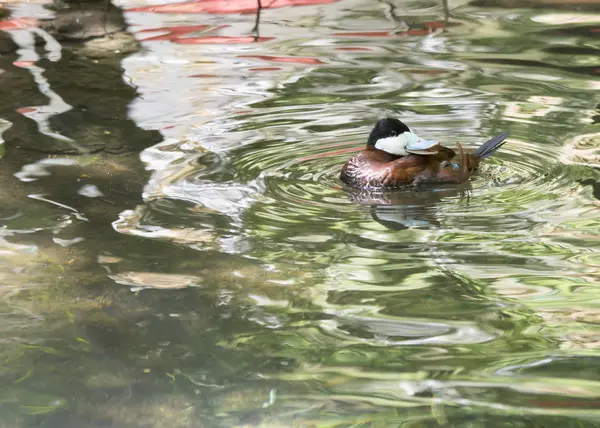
top-left (390, 131), bottom-right (397, 137)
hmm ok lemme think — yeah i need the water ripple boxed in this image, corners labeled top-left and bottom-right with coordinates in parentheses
top-left (9, 0), bottom-right (596, 426)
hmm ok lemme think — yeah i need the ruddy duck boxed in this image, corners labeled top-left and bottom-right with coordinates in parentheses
top-left (340, 118), bottom-right (509, 189)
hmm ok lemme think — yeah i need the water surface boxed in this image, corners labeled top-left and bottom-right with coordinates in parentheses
top-left (0, 0), bottom-right (600, 426)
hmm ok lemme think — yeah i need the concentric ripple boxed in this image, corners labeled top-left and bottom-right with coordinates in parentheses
top-left (238, 138), bottom-right (359, 209)
top-left (219, 124), bottom-right (581, 231)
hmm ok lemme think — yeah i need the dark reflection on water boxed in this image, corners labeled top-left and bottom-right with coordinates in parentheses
top-left (0, 0), bottom-right (600, 426)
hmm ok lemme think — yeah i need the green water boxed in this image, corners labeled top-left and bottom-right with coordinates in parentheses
top-left (0, 0), bottom-right (599, 426)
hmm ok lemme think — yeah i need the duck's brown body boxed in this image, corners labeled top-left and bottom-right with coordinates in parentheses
top-left (340, 119), bottom-right (509, 190)
top-left (341, 145), bottom-right (479, 189)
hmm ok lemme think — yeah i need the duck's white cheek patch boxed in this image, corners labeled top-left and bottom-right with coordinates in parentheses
top-left (374, 134), bottom-right (409, 156)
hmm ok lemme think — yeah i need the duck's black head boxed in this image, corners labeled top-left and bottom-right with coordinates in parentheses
top-left (367, 118), bottom-right (411, 147)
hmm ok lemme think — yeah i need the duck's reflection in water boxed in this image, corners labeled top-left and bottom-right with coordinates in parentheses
top-left (345, 185), bottom-right (471, 230)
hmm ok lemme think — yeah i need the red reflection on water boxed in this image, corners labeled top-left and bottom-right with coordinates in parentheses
top-left (404, 28), bottom-right (429, 36)
top-left (239, 54), bottom-right (325, 64)
top-left (12, 61), bottom-right (36, 68)
top-left (128, 0), bottom-right (338, 14)
top-left (137, 24), bottom-right (218, 41)
top-left (17, 107), bottom-right (37, 114)
top-left (0, 18), bottom-right (37, 30)
top-left (249, 67), bottom-right (283, 71)
top-left (175, 36), bottom-right (275, 44)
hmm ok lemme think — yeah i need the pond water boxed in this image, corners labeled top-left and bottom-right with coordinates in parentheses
top-left (0, 0), bottom-right (599, 426)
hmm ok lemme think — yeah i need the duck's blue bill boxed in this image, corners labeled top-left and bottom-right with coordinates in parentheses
top-left (406, 139), bottom-right (439, 154)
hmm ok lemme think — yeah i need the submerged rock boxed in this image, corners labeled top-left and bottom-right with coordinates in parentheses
top-left (41, 5), bottom-right (126, 41)
top-left (75, 394), bottom-right (197, 428)
top-left (2, 42), bottom-right (162, 155)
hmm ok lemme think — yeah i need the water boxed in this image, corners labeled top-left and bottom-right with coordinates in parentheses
top-left (0, 0), bottom-right (599, 426)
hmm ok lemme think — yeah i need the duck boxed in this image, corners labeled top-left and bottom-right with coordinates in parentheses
top-left (340, 118), bottom-right (509, 189)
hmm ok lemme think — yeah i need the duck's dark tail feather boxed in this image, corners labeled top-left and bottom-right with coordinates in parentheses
top-left (473, 131), bottom-right (510, 159)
